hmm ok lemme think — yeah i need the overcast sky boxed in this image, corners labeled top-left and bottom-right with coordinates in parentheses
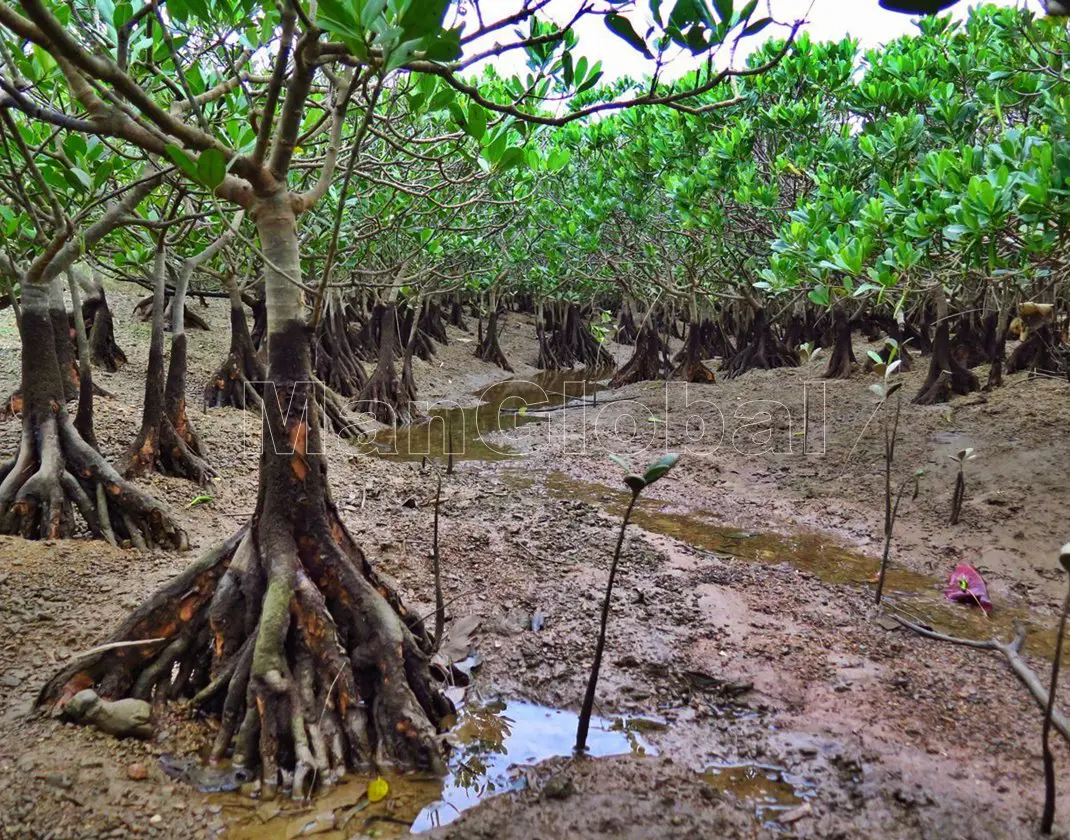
top-left (465, 0), bottom-right (1043, 80)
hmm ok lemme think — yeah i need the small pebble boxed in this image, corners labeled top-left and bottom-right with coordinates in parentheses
top-left (127, 763), bottom-right (148, 781)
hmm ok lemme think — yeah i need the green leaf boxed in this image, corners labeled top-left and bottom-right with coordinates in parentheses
top-left (866, 350), bottom-right (883, 365)
top-left (609, 453), bottom-right (633, 473)
top-left (546, 148), bottom-right (571, 171)
top-left (68, 167), bottom-right (92, 191)
top-left (428, 87), bottom-right (455, 110)
top-left (485, 131), bottom-right (507, 165)
top-left (398, 0), bottom-right (450, 40)
top-left (187, 493), bottom-right (214, 509)
top-left (642, 453), bottom-right (680, 486)
top-left (741, 16), bottom-right (771, 37)
top-left (623, 473), bottom-right (646, 493)
top-left (496, 146), bottom-right (525, 172)
top-left (424, 27), bottom-right (462, 62)
top-left (713, 0), bottom-right (733, 23)
top-left (97, 0), bottom-right (115, 27)
top-left (669, 0), bottom-right (712, 30)
top-left (164, 144), bottom-right (199, 181)
top-left (448, 101), bottom-right (466, 130)
top-left (384, 38), bottom-right (422, 74)
top-left (605, 13), bottom-right (653, 59)
top-left (197, 147), bottom-right (226, 189)
top-left (807, 285), bottom-right (830, 307)
top-left (360, 0), bottom-right (387, 29)
top-left (316, 0), bottom-right (362, 40)
top-left (576, 65), bottom-right (603, 94)
top-left (114, 1), bottom-right (133, 29)
top-left (466, 103), bottom-right (487, 141)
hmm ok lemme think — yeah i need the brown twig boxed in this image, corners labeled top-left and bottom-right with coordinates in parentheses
top-left (890, 614), bottom-right (1070, 743)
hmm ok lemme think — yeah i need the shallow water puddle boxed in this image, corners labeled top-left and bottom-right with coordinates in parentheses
top-left (546, 472), bottom-right (1064, 660)
top-left (360, 371), bottom-right (606, 463)
top-left (412, 699), bottom-right (653, 831)
top-left (216, 698), bottom-right (651, 838)
top-left (703, 763), bottom-right (811, 825)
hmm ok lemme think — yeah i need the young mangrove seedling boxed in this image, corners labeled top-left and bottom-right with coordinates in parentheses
top-left (421, 457), bottom-right (448, 650)
top-left (799, 341), bottom-right (823, 365)
top-left (1040, 542), bottom-right (1070, 835)
top-left (575, 452), bottom-right (680, 754)
top-left (949, 447), bottom-right (976, 526)
top-left (446, 413), bottom-right (455, 476)
top-left (869, 344), bottom-right (922, 604)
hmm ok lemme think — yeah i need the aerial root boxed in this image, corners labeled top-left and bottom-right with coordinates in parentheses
top-left (206, 358), bottom-right (264, 411)
top-left (610, 325), bottom-right (667, 388)
top-left (671, 324), bottom-right (716, 383)
top-left (914, 322), bottom-right (978, 405)
top-left (314, 378), bottom-right (365, 439)
top-left (38, 517), bottom-right (449, 798)
top-left (0, 414), bottom-right (186, 547)
top-left (1006, 324), bottom-right (1069, 378)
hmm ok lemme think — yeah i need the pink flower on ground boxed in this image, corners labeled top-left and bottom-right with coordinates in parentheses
top-left (944, 563), bottom-right (993, 613)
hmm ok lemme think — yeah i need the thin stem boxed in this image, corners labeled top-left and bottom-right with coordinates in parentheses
top-left (446, 413), bottom-right (455, 475)
top-left (875, 394), bottom-right (900, 604)
top-left (1041, 583), bottom-right (1070, 834)
top-left (576, 489), bottom-right (639, 754)
top-left (432, 470), bottom-right (445, 652)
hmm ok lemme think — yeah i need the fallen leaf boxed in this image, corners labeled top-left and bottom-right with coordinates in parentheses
top-left (368, 776), bottom-right (389, 803)
top-left (943, 564), bottom-right (992, 612)
top-left (778, 802), bottom-right (812, 824)
top-left (438, 615), bottom-right (481, 664)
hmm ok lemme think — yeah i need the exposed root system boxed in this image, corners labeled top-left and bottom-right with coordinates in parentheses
top-left (38, 327), bottom-right (452, 796)
top-left (722, 309), bottom-right (798, 380)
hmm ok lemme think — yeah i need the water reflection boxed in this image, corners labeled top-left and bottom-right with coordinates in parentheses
top-left (703, 763), bottom-right (811, 825)
top-left (360, 371), bottom-right (607, 463)
top-left (217, 698), bottom-right (651, 838)
top-left (546, 471), bottom-right (1066, 661)
top-left (412, 698), bottom-right (652, 832)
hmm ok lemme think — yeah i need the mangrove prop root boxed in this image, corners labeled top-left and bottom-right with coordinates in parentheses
top-left (38, 496), bottom-right (450, 792)
top-left (823, 308), bottom-right (857, 380)
top-left (913, 322), bottom-right (978, 405)
top-left (314, 301), bottom-right (367, 399)
top-left (535, 304), bottom-right (615, 373)
top-left (82, 291), bottom-right (127, 372)
top-left (123, 262), bottom-right (214, 485)
top-left (3, 285), bottom-right (186, 547)
top-left (722, 309), bottom-right (798, 380)
top-left (1007, 325), bottom-right (1069, 378)
top-left (475, 308), bottom-right (513, 373)
top-left (205, 300), bottom-right (266, 410)
top-left (671, 323), bottom-right (716, 383)
top-left (355, 303), bottom-right (417, 426)
top-left (610, 323), bottom-right (668, 388)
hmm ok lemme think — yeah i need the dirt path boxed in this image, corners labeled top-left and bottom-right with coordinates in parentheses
top-left (1, 286), bottom-right (1068, 838)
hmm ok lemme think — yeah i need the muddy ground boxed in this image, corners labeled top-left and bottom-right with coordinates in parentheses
top-left (1, 284), bottom-right (1069, 839)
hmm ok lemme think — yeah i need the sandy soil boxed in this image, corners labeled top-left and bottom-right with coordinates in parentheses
top-left (0, 285), bottom-right (1069, 839)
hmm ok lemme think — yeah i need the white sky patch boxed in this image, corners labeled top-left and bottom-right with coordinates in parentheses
top-left (460, 0), bottom-right (1041, 81)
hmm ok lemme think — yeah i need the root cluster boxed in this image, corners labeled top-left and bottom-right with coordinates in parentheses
top-left (39, 506), bottom-right (450, 797)
top-left (0, 409), bottom-right (186, 548)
